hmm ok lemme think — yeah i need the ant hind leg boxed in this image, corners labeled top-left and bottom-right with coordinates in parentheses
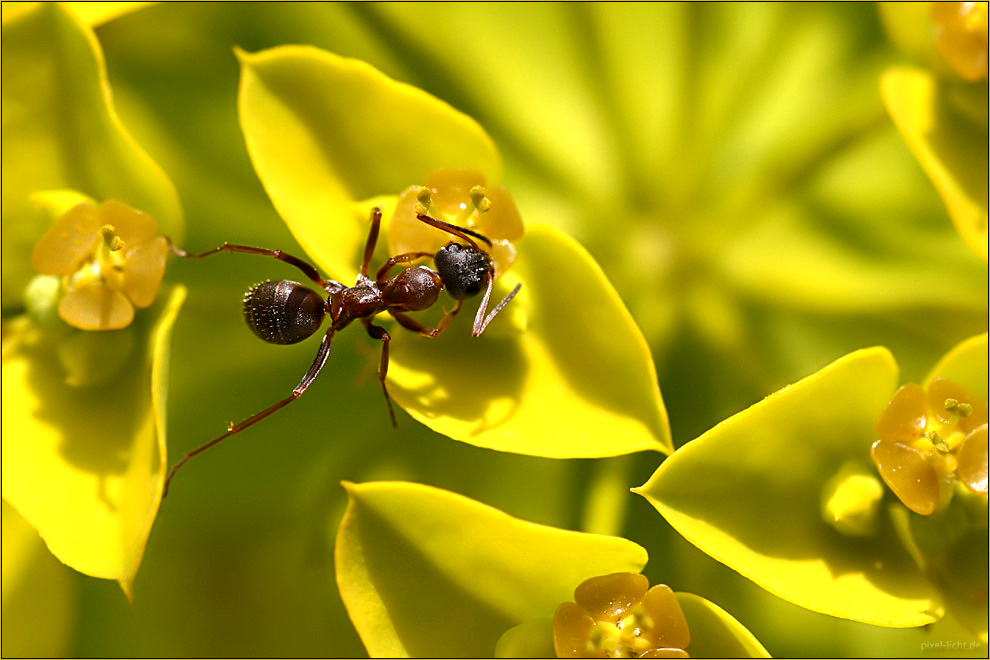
top-left (363, 320), bottom-right (398, 427)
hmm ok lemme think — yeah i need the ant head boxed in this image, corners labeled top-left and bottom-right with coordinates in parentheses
top-left (433, 242), bottom-right (494, 300)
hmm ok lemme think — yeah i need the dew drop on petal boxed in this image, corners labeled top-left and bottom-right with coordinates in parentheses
top-left (876, 383), bottom-right (928, 443)
top-left (58, 282), bottom-right (134, 330)
top-left (640, 584), bottom-right (690, 651)
top-left (574, 572), bottom-right (649, 621)
top-left (871, 439), bottom-right (940, 515)
top-left (553, 601), bottom-right (599, 658)
top-left (123, 236), bottom-right (169, 307)
top-left (31, 203), bottom-right (102, 275)
top-left (956, 425), bottom-right (989, 494)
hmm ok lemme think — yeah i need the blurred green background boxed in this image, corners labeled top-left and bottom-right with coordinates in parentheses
top-left (3, 2), bottom-right (986, 657)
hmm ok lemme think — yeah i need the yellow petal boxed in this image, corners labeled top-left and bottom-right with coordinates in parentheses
top-left (59, 282), bottom-right (134, 331)
top-left (956, 425), bottom-right (989, 494)
top-left (876, 382), bottom-right (928, 443)
top-left (573, 572), bottom-right (648, 621)
top-left (123, 236), bottom-right (168, 308)
top-left (553, 601), bottom-right (598, 658)
top-left (871, 439), bottom-right (940, 515)
top-left (641, 584), bottom-right (690, 651)
top-left (30, 202), bottom-right (101, 275)
top-left (927, 377), bottom-right (989, 432)
top-left (99, 199), bottom-right (158, 246)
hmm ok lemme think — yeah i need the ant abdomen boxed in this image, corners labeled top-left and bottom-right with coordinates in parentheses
top-left (243, 280), bottom-right (326, 345)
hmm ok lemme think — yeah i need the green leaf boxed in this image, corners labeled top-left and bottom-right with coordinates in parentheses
top-left (882, 67), bottom-right (989, 263)
top-left (335, 481), bottom-right (648, 657)
top-left (237, 44), bottom-right (502, 281)
top-left (636, 347), bottom-right (946, 627)
top-left (1, 285), bottom-right (185, 598)
top-left (1, 2), bottom-right (183, 309)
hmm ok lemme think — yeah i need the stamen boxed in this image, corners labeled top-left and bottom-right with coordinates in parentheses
top-left (469, 185), bottom-right (491, 212)
top-left (927, 431), bottom-right (951, 454)
top-left (944, 397), bottom-right (973, 419)
top-left (101, 224), bottom-right (124, 251)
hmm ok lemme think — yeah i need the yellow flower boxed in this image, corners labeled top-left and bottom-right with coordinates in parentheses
top-left (553, 573), bottom-right (690, 658)
top-left (390, 167), bottom-right (524, 280)
top-left (872, 378), bottom-right (989, 515)
top-left (31, 199), bottom-right (169, 331)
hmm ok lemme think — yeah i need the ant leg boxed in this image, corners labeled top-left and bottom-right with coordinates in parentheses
top-left (389, 301), bottom-right (463, 338)
top-left (162, 327), bottom-right (336, 497)
top-left (167, 239), bottom-right (329, 289)
top-left (375, 251), bottom-right (433, 283)
top-left (472, 272), bottom-right (522, 337)
top-left (363, 320), bottom-right (397, 427)
top-left (359, 208), bottom-right (382, 279)
top-left (415, 214), bottom-right (492, 250)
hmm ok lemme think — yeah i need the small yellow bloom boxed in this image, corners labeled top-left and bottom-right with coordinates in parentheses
top-left (553, 573), bottom-right (690, 658)
top-left (389, 167), bottom-right (523, 279)
top-left (872, 378), bottom-right (989, 515)
top-left (31, 200), bottom-right (168, 330)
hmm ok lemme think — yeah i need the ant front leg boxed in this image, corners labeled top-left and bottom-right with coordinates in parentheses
top-left (389, 302), bottom-right (463, 338)
top-left (162, 327), bottom-right (336, 497)
top-left (362, 319), bottom-right (398, 427)
top-left (167, 239), bottom-right (330, 289)
top-left (359, 208), bottom-right (383, 280)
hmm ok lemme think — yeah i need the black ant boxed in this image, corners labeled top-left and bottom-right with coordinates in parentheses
top-left (163, 208), bottom-right (521, 496)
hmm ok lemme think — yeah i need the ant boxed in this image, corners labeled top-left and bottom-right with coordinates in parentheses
top-left (163, 207), bottom-right (521, 496)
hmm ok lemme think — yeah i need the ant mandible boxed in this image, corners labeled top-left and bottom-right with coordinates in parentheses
top-left (163, 207), bottom-right (521, 496)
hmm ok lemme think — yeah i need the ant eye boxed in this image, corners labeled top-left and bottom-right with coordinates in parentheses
top-left (434, 243), bottom-right (492, 300)
top-left (243, 280), bottom-right (325, 345)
